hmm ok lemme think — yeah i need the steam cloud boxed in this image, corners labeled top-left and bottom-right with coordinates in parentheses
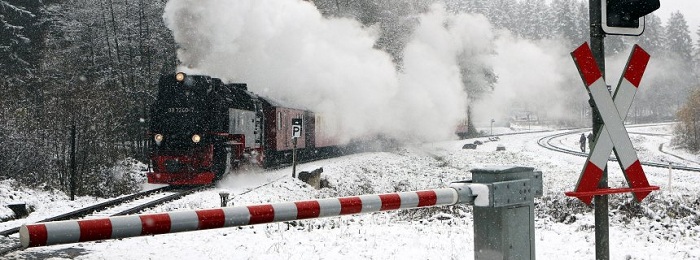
top-left (472, 34), bottom-right (584, 125)
top-left (163, 0), bottom-right (590, 142)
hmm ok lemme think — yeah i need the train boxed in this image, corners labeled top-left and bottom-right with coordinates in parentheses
top-left (147, 72), bottom-right (346, 185)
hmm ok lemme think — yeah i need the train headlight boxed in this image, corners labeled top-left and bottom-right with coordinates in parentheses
top-left (192, 134), bottom-right (201, 143)
top-left (154, 134), bottom-right (164, 144)
top-left (175, 72), bottom-right (186, 82)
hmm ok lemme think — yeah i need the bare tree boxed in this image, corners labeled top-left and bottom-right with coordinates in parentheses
top-left (675, 86), bottom-right (700, 152)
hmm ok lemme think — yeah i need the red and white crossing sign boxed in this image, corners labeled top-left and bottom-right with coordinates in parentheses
top-left (565, 43), bottom-right (659, 205)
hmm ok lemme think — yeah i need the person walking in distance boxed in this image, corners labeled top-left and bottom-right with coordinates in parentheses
top-left (579, 133), bottom-right (587, 152)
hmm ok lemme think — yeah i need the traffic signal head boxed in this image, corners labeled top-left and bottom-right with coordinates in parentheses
top-left (603, 0), bottom-right (660, 35)
top-left (607, 0), bottom-right (660, 28)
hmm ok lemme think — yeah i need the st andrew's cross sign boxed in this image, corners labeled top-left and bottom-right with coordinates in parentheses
top-left (566, 43), bottom-right (659, 205)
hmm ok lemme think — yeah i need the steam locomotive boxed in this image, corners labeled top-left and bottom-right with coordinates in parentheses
top-left (147, 72), bottom-right (344, 185)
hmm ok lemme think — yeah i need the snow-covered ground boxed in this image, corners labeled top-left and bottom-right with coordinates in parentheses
top-left (2, 124), bottom-right (700, 259)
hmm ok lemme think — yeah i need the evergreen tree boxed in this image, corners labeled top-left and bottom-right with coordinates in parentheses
top-left (637, 11), bottom-right (697, 122)
top-left (443, 0), bottom-right (488, 14)
top-left (664, 11), bottom-right (693, 63)
top-left (0, 1), bottom-right (34, 90)
top-left (550, 0), bottom-right (578, 46)
top-left (697, 25), bottom-right (700, 56)
top-left (486, 0), bottom-right (516, 30)
top-left (573, 1), bottom-right (588, 45)
top-left (312, 0), bottom-right (433, 66)
top-left (515, 0), bottom-right (551, 40)
top-left (663, 11), bottom-right (696, 93)
top-left (637, 13), bottom-right (664, 54)
top-left (697, 26), bottom-right (700, 49)
top-left (696, 25), bottom-right (700, 76)
top-left (604, 35), bottom-right (625, 55)
top-left (0, 0), bottom-right (56, 183)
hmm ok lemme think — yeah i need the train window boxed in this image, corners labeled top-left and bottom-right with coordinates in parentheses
top-left (277, 112), bottom-right (281, 131)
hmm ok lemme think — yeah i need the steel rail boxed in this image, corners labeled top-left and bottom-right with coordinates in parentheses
top-left (537, 130), bottom-right (700, 172)
top-left (1, 173), bottom-right (290, 257)
top-left (0, 186), bottom-right (173, 237)
top-left (0, 186), bottom-right (174, 256)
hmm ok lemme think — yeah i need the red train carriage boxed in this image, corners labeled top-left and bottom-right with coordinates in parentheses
top-left (148, 73), bottom-right (261, 185)
top-left (258, 97), bottom-right (310, 167)
top-left (257, 97), bottom-right (348, 168)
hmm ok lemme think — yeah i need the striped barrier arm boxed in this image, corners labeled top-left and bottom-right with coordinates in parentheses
top-left (20, 188), bottom-right (465, 249)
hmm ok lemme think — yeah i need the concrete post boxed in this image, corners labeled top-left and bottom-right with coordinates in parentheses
top-left (471, 166), bottom-right (542, 260)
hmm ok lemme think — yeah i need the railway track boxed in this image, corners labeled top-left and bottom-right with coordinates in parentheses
top-left (1, 186), bottom-right (172, 236)
top-left (658, 143), bottom-right (700, 166)
top-left (0, 171), bottom-right (290, 257)
top-left (537, 129), bottom-right (700, 172)
top-left (0, 185), bottom-right (211, 256)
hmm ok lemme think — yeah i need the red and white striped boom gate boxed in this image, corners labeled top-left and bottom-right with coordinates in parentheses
top-left (20, 188), bottom-right (463, 248)
top-left (20, 166), bottom-right (543, 260)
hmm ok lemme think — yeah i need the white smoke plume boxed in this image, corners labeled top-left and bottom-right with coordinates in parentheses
top-left (472, 33), bottom-right (585, 126)
top-left (164, 0), bottom-right (590, 142)
top-left (392, 5), bottom-right (494, 140)
top-left (163, 0), bottom-right (495, 142)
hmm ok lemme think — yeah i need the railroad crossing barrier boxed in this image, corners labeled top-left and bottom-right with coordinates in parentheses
top-left (20, 166), bottom-right (542, 260)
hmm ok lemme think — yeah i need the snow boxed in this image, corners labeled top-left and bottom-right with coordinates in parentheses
top-left (2, 124), bottom-right (700, 259)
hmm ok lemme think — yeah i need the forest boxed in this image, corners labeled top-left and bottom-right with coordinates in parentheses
top-left (1, 0), bottom-right (699, 196)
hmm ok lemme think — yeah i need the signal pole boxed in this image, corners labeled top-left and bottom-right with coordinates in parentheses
top-left (589, 0), bottom-right (609, 259)
top-left (291, 118), bottom-right (303, 178)
top-left (70, 124), bottom-right (77, 201)
top-left (292, 137), bottom-right (298, 178)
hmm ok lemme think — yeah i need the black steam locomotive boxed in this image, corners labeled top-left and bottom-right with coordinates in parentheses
top-left (148, 72), bottom-right (344, 185)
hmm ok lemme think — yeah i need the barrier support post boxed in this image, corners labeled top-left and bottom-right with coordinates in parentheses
top-left (470, 166), bottom-right (542, 260)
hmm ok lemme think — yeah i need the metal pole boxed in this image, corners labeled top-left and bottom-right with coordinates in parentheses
top-left (70, 124), bottom-right (76, 201)
top-left (292, 137), bottom-right (298, 178)
top-left (667, 162), bottom-right (673, 192)
top-left (527, 114), bottom-right (531, 130)
top-left (589, 0), bottom-right (609, 259)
